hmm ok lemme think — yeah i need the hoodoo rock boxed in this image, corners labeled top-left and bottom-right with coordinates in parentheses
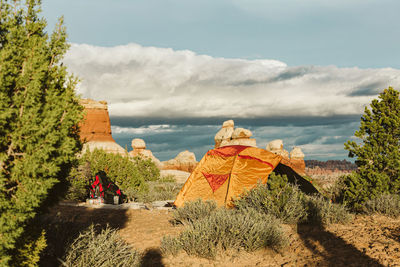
top-left (129, 138), bottom-right (162, 168)
top-left (266, 139), bottom-right (289, 159)
top-left (289, 147), bottom-right (306, 175)
top-left (79, 99), bottom-right (125, 154)
top-left (162, 150), bottom-right (198, 173)
top-left (266, 140), bottom-right (306, 175)
top-left (215, 120), bottom-right (235, 148)
top-left (215, 120), bottom-right (257, 148)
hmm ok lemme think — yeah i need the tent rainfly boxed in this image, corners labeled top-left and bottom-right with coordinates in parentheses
top-left (174, 145), bottom-right (319, 207)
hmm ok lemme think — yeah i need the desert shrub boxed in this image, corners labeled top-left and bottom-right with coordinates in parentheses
top-left (305, 196), bottom-right (353, 225)
top-left (61, 225), bottom-right (141, 267)
top-left (363, 194), bottom-right (400, 218)
top-left (135, 181), bottom-right (183, 203)
top-left (234, 173), bottom-right (308, 224)
top-left (172, 199), bottom-right (218, 225)
top-left (161, 208), bottom-right (287, 259)
top-left (66, 149), bottom-right (160, 201)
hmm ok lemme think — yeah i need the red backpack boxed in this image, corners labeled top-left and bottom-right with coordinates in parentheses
top-left (89, 171), bottom-right (124, 204)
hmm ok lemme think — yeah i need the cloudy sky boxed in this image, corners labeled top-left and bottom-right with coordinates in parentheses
top-left (42, 0), bottom-right (400, 161)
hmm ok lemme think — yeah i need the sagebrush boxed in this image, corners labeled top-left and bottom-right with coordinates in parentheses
top-left (171, 199), bottom-right (218, 225)
top-left (363, 194), bottom-right (400, 218)
top-left (61, 225), bottom-right (141, 267)
top-left (161, 208), bottom-right (287, 259)
top-left (234, 173), bottom-right (308, 224)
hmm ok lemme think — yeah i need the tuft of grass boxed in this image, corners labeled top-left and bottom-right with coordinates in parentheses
top-left (172, 199), bottom-right (218, 225)
top-left (305, 195), bottom-right (353, 225)
top-left (363, 194), bottom-right (400, 218)
top-left (161, 208), bottom-right (287, 259)
top-left (61, 225), bottom-right (141, 267)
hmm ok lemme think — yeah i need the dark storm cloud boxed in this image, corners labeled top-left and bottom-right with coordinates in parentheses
top-left (348, 81), bottom-right (389, 97)
top-left (110, 114), bottom-right (362, 128)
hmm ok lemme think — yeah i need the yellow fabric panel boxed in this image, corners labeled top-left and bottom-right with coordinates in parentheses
top-left (174, 153), bottom-right (235, 207)
top-left (225, 148), bottom-right (282, 206)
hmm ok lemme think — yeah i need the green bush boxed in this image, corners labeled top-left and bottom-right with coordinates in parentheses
top-left (234, 173), bottom-right (308, 224)
top-left (161, 208), bottom-right (287, 259)
top-left (305, 196), bottom-right (353, 226)
top-left (66, 149), bottom-right (160, 201)
top-left (61, 225), bottom-right (141, 267)
top-left (171, 199), bottom-right (218, 225)
top-left (363, 194), bottom-right (400, 218)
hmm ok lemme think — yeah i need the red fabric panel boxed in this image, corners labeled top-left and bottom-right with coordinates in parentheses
top-left (207, 145), bottom-right (248, 157)
top-left (237, 155), bottom-right (274, 168)
top-left (202, 172), bottom-right (230, 192)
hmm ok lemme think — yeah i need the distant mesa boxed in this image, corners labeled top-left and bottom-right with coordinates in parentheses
top-left (79, 99), bottom-right (125, 154)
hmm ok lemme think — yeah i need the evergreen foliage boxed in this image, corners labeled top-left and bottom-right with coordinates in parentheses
top-left (0, 0), bottom-right (82, 264)
top-left (343, 87), bottom-right (400, 209)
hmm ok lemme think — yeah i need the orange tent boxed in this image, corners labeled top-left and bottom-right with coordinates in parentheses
top-left (174, 145), bottom-right (318, 207)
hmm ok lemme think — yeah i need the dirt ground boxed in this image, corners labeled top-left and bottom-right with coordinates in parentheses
top-left (40, 205), bottom-right (400, 267)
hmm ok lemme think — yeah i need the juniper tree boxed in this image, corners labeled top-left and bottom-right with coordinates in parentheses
top-left (0, 0), bottom-right (82, 265)
top-left (343, 87), bottom-right (400, 209)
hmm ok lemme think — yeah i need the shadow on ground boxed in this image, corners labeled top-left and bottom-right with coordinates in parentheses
top-left (39, 205), bottom-right (129, 266)
top-left (297, 223), bottom-right (384, 267)
top-left (140, 248), bottom-right (165, 267)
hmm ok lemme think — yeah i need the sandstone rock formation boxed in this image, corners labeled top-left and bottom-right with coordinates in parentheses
top-left (215, 120), bottom-right (235, 148)
top-left (79, 99), bottom-right (125, 154)
top-left (129, 138), bottom-right (162, 168)
top-left (289, 147), bottom-right (306, 175)
top-left (266, 140), bottom-right (306, 175)
top-left (215, 120), bottom-right (256, 148)
top-left (162, 150), bottom-right (198, 173)
top-left (266, 139), bottom-right (289, 158)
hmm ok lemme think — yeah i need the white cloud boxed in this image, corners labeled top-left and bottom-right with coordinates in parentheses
top-left (64, 43), bottom-right (400, 119)
top-left (111, 125), bottom-right (174, 135)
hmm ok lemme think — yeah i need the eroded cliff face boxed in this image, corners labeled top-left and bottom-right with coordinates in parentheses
top-left (79, 99), bottom-right (115, 142)
top-left (79, 99), bottom-right (125, 154)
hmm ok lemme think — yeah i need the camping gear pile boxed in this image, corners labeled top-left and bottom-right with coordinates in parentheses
top-left (88, 171), bottom-right (125, 204)
top-left (174, 145), bottom-right (319, 207)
